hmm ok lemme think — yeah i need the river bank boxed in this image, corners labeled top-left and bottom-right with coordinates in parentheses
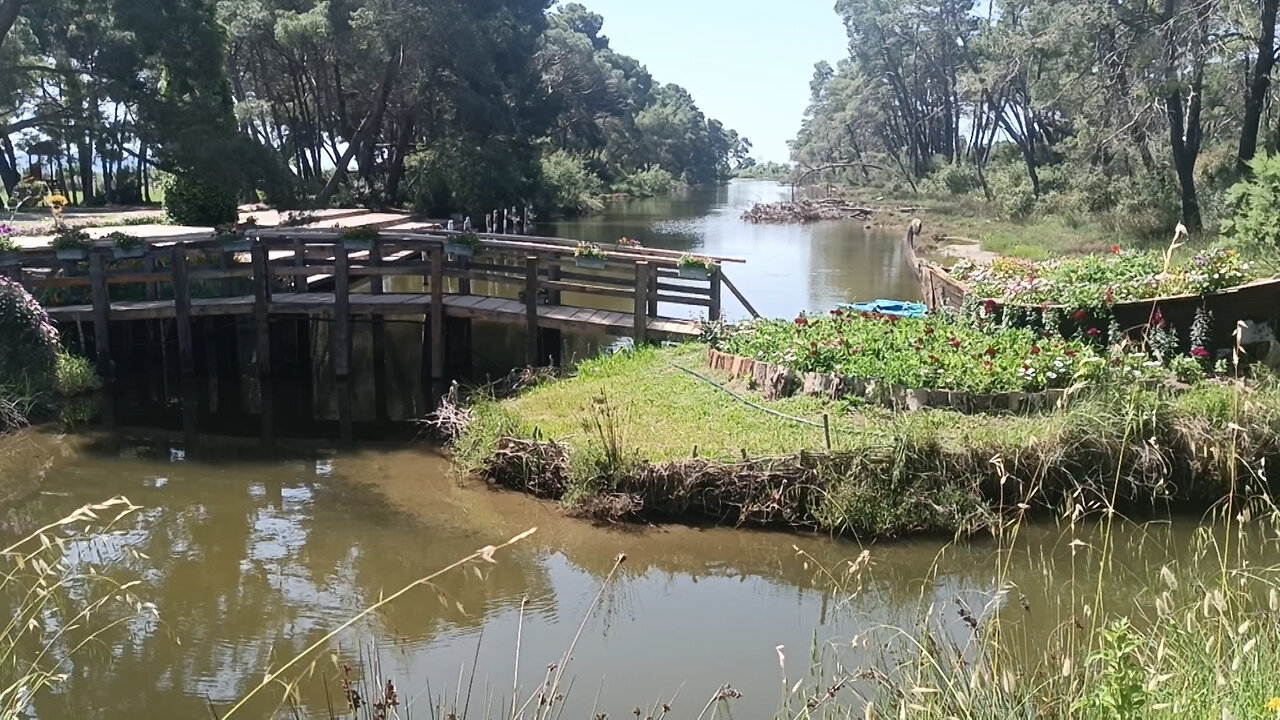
top-left (445, 344), bottom-right (1280, 537)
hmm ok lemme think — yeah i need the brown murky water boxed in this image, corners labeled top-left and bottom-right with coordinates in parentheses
top-left (0, 428), bottom-right (1228, 720)
top-left (0, 182), bottom-right (1223, 718)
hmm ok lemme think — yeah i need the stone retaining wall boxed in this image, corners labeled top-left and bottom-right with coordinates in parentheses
top-left (705, 348), bottom-right (1068, 413)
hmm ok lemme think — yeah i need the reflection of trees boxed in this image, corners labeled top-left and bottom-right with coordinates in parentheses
top-left (805, 223), bottom-right (922, 307)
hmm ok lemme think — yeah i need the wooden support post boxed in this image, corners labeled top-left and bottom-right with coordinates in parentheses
top-left (89, 252), bottom-right (113, 376)
top-left (218, 248), bottom-right (234, 297)
top-left (251, 243), bottom-right (272, 377)
top-left (333, 245), bottom-right (351, 378)
top-left (647, 264), bottom-right (658, 317)
top-left (143, 253), bottom-right (158, 300)
top-left (545, 260), bottom-right (562, 305)
top-left (709, 264), bottom-right (723, 322)
top-left (429, 247), bottom-right (445, 401)
top-left (172, 245), bottom-right (195, 376)
top-left (634, 260), bottom-right (649, 344)
top-left (525, 255), bottom-right (539, 366)
top-left (293, 236), bottom-right (309, 292)
top-left (204, 318), bottom-right (219, 413)
top-left (458, 256), bottom-right (471, 295)
top-left (369, 237), bottom-right (387, 421)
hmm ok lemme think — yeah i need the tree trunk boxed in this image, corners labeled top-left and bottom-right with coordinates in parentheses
top-left (0, 0), bottom-right (23, 51)
top-left (1163, 0), bottom-right (1209, 232)
top-left (384, 113), bottom-right (414, 204)
top-left (1239, 0), bottom-right (1279, 173)
top-left (316, 52), bottom-right (400, 206)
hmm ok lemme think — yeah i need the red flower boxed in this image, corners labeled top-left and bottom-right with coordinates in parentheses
top-left (1030, 346), bottom-right (1041, 355)
top-left (1110, 245), bottom-right (1122, 254)
top-left (831, 308), bottom-right (843, 317)
top-left (949, 336), bottom-right (961, 349)
top-left (1065, 349), bottom-right (1078, 358)
top-left (795, 315), bottom-right (808, 327)
top-left (983, 299), bottom-right (998, 314)
top-left (1087, 327), bottom-right (1101, 337)
top-left (984, 346), bottom-right (998, 357)
top-left (924, 326), bottom-right (935, 335)
top-left (1072, 309), bottom-right (1088, 321)
top-left (1191, 346), bottom-right (1211, 360)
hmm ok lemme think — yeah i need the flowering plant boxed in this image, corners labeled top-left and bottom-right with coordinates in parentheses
top-left (574, 241), bottom-right (606, 260)
top-left (618, 236), bottom-right (642, 248)
top-left (950, 247), bottom-right (1255, 309)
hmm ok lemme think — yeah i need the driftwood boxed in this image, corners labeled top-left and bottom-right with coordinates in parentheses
top-left (740, 198), bottom-right (874, 225)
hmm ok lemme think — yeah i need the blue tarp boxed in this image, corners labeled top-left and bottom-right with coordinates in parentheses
top-left (838, 299), bottom-right (929, 319)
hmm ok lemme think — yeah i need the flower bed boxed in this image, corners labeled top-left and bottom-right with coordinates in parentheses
top-left (948, 247), bottom-right (1254, 309)
top-left (720, 312), bottom-right (1097, 394)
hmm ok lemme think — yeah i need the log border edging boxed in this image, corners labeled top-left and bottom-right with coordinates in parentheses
top-left (705, 348), bottom-right (1068, 414)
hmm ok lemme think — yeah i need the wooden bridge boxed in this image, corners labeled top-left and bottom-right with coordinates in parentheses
top-left (3, 227), bottom-right (757, 396)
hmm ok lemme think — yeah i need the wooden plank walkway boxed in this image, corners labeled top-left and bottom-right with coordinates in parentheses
top-left (44, 292), bottom-right (703, 339)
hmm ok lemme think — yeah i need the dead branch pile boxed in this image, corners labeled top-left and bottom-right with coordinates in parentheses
top-left (740, 198), bottom-right (874, 224)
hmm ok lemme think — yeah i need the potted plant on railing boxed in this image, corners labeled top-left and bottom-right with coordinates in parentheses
top-left (51, 227), bottom-right (91, 260)
top-left (214, 224), bottom-right (253, 252)
top-left (108, 231), bottom-right (146, 259)
top-left (340, 225), bottom-right (380, 251)
top-left (677, 254), bottom-right (717, 280)
top-left (618, 236), bottom-right (642, 248)
top-left (0, 224), bottom-right (19, 267)
top-left (574, 241), bottom-right (608, 270)
top-left (445, 232), bottom-right (483, 258)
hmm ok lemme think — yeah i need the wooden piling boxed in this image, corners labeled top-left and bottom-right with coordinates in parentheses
top-left (646, 264), bottom-right (658, 316)
top-left (142, 252), bottom-right (158, 300)
top-left (525, 255), bottom-right (539, 365)
top-left (709, 264), bottom-right (723, 322)
top-left (251, 243), bottom-right (272, 377)
top-left (293, 236), bottom-right (309, 292)
top-left (89, 252), bottom-right (113, 375)
top-left (172, 245), bottom-right (195, 376)
top-left (333, 245), bottom-right (351, 378)
top-left (369, 237), bottom-right (388, 421)
top-left (430, 246), bottom-right (445, 400)
top-left (634, 260), bottom-right (649, 344)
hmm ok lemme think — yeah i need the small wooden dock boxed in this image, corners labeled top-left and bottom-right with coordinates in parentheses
top-left (4, 227), bottom-right (757, 397)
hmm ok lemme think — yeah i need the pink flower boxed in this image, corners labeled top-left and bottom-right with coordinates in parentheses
top-left (1087, 327), bottom-right (1101, 337)
top-left (795, 315), bottom-right (808, 327)
top-left (1072, 309), bottom-right (1088, 321)
top-left (1191, 347), bottom-right (1210, 360)
top-left (983, 299), bottom-right (998, 314)
top-left (1110, 245), bottom-right (1122, 254)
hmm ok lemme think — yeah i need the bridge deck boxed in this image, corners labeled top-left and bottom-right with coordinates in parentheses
top-left (44, 292), bottom-right (703, 339)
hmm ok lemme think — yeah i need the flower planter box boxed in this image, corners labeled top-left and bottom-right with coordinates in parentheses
top-left (0, 251), bottom-right (21, 267)
top-left (445, 242), bottom-right (476, 257)
top-left (575, 257), bottom-right (607, 270)
top-left (218, 240), bottom-right (252, 253)
top-left (112, 246), bottom-right (147, 260)
top-left (678, 265), bottom-right (712, 280)
top-left (55, 248), bottom-right (88, 261)
top-left (342, 239), bottom-right (374, 252)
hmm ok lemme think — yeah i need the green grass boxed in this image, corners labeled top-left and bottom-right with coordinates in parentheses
top-left (451, 343), bottom-right (1280, 536)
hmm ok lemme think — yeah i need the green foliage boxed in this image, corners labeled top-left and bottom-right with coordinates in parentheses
top-left (720, 312), bottom-right (1097, 393)
top-left (339, 226), bottom-right (380, 241)
top-left (951, 248), bottom-right (1253, 308)
top-left (733, 161), bottom-right (792, 181)
top-left (922, 162), bottom-right (982, 196)
top-left (1222, 153), bottom-right (1280, 267)
top-left (54, 352), bottom-right (101, 396)
top-left (0, 277), bottom-right (59, 396)
top-left (106, 231), bottom-right (141, 250)
top-left (538, 150), bottom-right (605, 215)
top-left (162, 174), bottom-right (237, 226)
top-left (49, 228), bottom-right (90, 251)
top-left (612, 166), bottom-right (676, 198)
top-left (407, 140), bottom-right (536, 219)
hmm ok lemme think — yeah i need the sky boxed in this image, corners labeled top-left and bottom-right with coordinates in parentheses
top-left (565, 0), bottom-right (851, 164)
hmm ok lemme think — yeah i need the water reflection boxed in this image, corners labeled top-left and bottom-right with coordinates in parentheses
top-left (0, 432), bottom-right (1245, 720)
top-left (550, 180), bottom-right (921, 321)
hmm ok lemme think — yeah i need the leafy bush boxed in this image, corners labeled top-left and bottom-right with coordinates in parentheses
top-left (162, 173), bottom-right (238, 226)
top-left (922, 162), bottom-right (982, 195)
top-left (539, 150), bottom-right (605, 215)
top-left (987, 161), bottom-right (1037, 219)
top-left (613, 166), bottom-right (676, 198)
top-left (1221, 152), bottom-right (1280, 267)
top-left (407, 139), bottom-right (536, 218)
top-left (0, 276), bottom-right (60, 393)
top-left (719, 311), bottom-right (1098, 393)
top-left (950, 247), bottom-right (1253, 308)
top-left (54, 352), bottom-right (101, 396)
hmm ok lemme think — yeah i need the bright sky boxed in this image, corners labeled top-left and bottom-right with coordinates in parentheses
top-left (566, 0), bottom-right (850, 164)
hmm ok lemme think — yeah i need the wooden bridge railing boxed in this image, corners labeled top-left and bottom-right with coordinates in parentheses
top-left (1, 229), bottom-right (758, 382)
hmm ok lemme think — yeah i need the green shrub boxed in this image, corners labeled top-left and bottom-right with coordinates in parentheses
top-left (0, 277), bottom-right (59, 393)
top-left (162, 174), bottom-right (238, 226)
top-left (922, 162), bottom-right (982, 195)
top-left (987, 161), bottom-right (1037, 219)
top-left (539, 150), bottom-right (605, 215)
top-left (54, 352), bottom-right (101, 396)
top-left (1221, 152), bottom-right (1280, 267)
top-left (613, 166), bottom-right (677, 198)
top-left (407, 139), bottom-right (536, 218)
